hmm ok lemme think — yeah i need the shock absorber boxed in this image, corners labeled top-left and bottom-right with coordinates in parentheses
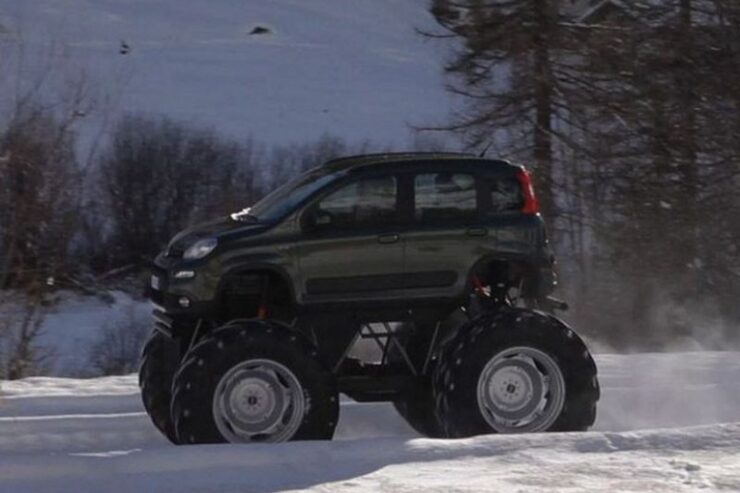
top-left (257, 275), bottom-right (270, 319)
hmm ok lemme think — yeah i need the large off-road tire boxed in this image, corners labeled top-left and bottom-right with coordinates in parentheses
top-left (387, 324), bottom-right (446, 438)
top-left (433, 308), bottom-right (599, 437)
top-left (139, 330), bottom-right (181, 443)
top-left (170, 320), bottom-right (339, 444)
top-left (393, 386), bottom-right (446, 438)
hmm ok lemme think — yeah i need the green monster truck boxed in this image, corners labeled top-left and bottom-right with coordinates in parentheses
top-left (141, 152), bottom-right (600, 444)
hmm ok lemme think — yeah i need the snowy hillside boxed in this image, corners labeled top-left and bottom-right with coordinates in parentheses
top-left (0, 0), bottom-right (451, 147)
top-left (1, 352), bottom-right (739, 492)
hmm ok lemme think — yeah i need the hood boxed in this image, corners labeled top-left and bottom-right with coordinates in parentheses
top-left (165, 217), bottom-right (265, 257)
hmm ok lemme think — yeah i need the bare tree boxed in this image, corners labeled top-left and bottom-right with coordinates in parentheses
top-left (0, 110), bottom-right (80, 287)
top-left (260, 134), bottom-right (352, 193)
top-left (0, 28), bottom-right (101, 377)
top-left (0, 286), bottom-right (54, 379)
top-left (97, 115), bottom-right (257, 267)
top-left (87, 304), bottom-right (149, 376)
top-left (0, 110), bottom-right (81, 377)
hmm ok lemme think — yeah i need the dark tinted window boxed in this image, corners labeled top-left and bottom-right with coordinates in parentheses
top-left (316, 176), bottom-right (397, 229)
top-left (488, 176), bottom-right (523, 213)
top-left (414, 173), bottom-right (477, 223)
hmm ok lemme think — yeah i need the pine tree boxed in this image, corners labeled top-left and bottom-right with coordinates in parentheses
top-left (425, 0), bottom-right (606, 221)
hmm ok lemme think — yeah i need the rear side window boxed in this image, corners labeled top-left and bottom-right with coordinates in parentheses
top-left (487, 176), bottom-right (523, 213)
top-left (315, 175), bottom-right (397, 229)
top-left (414, 173), bottom-right (477, 223)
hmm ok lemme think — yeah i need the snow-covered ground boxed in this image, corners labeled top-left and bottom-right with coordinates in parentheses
top-left (1, 352), bottom-right (739, 492)
top-left (0, 0), bottom-right (452, 148)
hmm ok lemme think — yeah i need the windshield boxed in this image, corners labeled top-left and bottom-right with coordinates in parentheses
top-left (232, 168), bottom-right (344, 223)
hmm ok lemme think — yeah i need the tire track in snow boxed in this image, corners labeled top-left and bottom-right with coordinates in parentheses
top-left (0, 400), bottom-right (416, 455)
top-left (0, 411), bottom-right (167, 454)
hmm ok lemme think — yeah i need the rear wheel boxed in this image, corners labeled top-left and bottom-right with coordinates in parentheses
top-left (392, 386), bottom-right (445, 438)
top-left (433, 308), bottom-right (599, 437)
top-left (171, 320), bottom-right (339, 444)
top-left (139, 330), bottom-right (180, 443)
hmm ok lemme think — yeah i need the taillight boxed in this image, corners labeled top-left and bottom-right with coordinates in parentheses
top-left (516, 168), bottom-right (539, 214)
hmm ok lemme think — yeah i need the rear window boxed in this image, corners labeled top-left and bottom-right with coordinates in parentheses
top-left (487, 176), bottom-right (524, 213)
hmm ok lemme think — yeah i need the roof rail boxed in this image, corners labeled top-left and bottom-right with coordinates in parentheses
top-left (324, 151), bottom-right (476, 167)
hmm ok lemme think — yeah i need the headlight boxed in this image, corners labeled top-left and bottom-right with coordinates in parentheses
top-left (183, 238), bottom-right (217, 260)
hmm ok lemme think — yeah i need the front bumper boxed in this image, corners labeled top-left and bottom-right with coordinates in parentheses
top-left (149, 255), bottom-right (217, 337)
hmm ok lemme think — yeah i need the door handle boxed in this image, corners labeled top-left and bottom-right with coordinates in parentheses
top-left (466, 227), bottom-right (488, 237)
top-left (378, 233), bottom-right (400, 244)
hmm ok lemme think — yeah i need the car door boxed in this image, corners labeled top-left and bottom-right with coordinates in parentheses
top-left (403, 170), bottom-right (488, 301)
top-left (296, 173), bottom-right (404, 303)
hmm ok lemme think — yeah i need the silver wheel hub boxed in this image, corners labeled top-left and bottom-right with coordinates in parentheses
top-left (213, 359), bottom-right (305, 442)
top-left (477, 346), bottom-right (565, 433)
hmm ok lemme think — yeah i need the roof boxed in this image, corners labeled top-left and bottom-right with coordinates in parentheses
top-left (322, 151), bottom-right (497, 172)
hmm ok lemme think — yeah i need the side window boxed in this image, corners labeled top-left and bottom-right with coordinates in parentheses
top-left (487, 176), bottom-right (523, 213)
top-left (314, 175), bottom-right (397, 230)
top-left (414, 173), bottom-right (477, 223)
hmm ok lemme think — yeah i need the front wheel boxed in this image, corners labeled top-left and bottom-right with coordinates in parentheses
top-left (139, 330), bottom-right (180, 443)
top-left (433, 308), bottom-right (599, 437)
top-left (170, 320), bottom-right (339, 444)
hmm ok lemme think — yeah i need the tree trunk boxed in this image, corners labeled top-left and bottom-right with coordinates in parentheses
top-left (533, 0), bottom-right (555, 221)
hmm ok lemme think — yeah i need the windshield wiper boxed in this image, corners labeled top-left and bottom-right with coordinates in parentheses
top-left (230, 208), bottom-right (259, 223)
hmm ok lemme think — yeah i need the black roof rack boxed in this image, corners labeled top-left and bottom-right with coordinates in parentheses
top-left (323, 151), bottom-right (478, 171)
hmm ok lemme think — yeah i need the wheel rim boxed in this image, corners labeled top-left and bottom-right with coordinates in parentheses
top-left (213, 359), bottom-right (305, 442)
top-left (476, 346), bottom-right (565, 433)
